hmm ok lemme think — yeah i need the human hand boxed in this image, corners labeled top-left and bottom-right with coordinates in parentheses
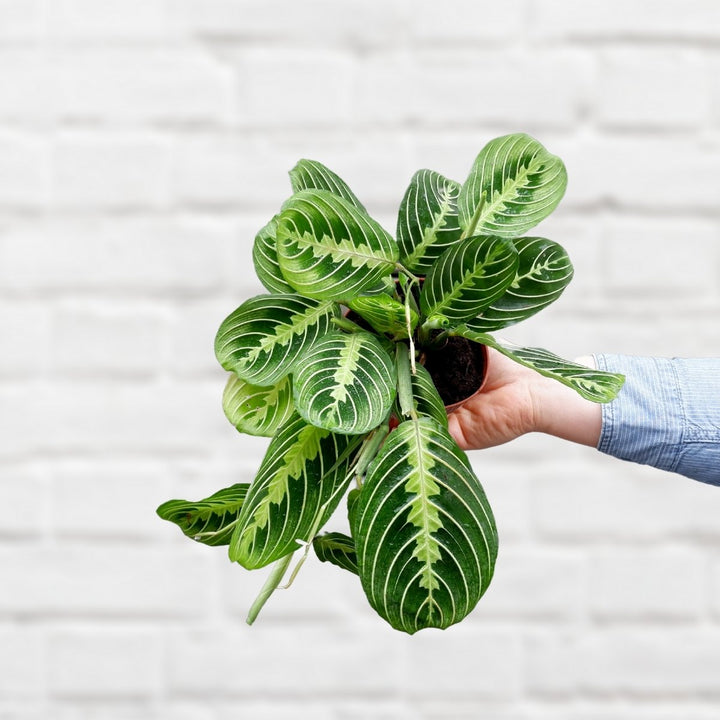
top-left (447, 348), bottom-right (602, 451)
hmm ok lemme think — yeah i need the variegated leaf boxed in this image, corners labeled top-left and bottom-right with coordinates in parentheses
top-left (222, 373), bottom-right (294, 437)
top-left (419, 235), bottom-right (519, 327)
top-left (293, 331), bottom-right (396, 435)
top-left (289, 159), bottom-right (366, 211)
top-left (397, 169), bottom-right (463, 273)
top-left (229, 414), bottom-right (361, 569)
top-left (215, 294), bottom-right (339, 386)
top-left (352, 417), bottom-right (497, 634)
top-left (252, 216), bottom-right (294, 294)
top-left (411, 363), bottom-right (448, 427)
top-left (455, 328), bottom-right (625, 402)
top-left (347, 294), bottom-right (418, 339)
top-left (466, 237), bottom-right (573, 332)
top-left (458, 134), bottom-right (567, 239)
top-left (276, 189), bottom-right (399, 302)
top-left (157, 483), bottom-right (249, 547)
top-left (313, 532), bottom-right (358, 575)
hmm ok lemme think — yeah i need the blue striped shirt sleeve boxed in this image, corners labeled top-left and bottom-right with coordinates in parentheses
top-left (593, 355), bottom-right (720, 486)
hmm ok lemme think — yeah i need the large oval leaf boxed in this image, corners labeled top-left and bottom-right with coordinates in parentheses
top-left (397, 169), bottom-right (462, 273)
top-left (289, 159), bottom-right (366, 211)
top-left (466, 236), bottom-right (573, 332)
top-left (156, 483), bottom-right (249, 547)
top-left (419, 235), bottom-right (519, 327)
top-left (276, 189), bottom-right (399, 302)
top-left (215, 294), bottom-right (339, 386)
top-left (347, 294), bottom-right (418, 339)
top-left (293, 331), bottom-right (396, 435)
top-left (352, 417), bottom-right (497, 633)
top-left (229, 414), bottom-right (361, 569)
top-left (458, 134), bottom-right (567, 239)
top-left (222, 373), bottom-right (294, 437)
top-left (252, 217), bottom-right (294, 294)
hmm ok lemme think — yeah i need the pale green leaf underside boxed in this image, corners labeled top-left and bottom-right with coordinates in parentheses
top-left (215, 293), bottom-right (339, 386)
top-left (230, 414), bottom-right (361, 569)
top-left (397, 169), bottom-right (462, 273)
top-left (456, 328), bottom-right (625, 403)
top-left (347, 294), bottom-right (418, 339)
top-left (352, 417), bottom-right (497, 634)
top-left (293, 331), bottom-right (396, 435)
top-left (222, 373), bottom-right (294, 437)
top-left (467, 236), bottom-right (574, 332)
top-left (252, 217), bottom-right (294, 294)
top-left (458, 133), bottom-right (567, 239)
top-left (276, 189), bottom-right (399, 302)
top-left (313, 532), bottom-right (358, 575)
top-left (420, 235), bottom-right (519, 326)
top-left (156, 483), bottom-right (249, 547)
top-left (289, 159), bottom-right (366, 212)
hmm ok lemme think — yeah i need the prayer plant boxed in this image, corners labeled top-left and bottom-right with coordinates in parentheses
top-left (157, 133), bottom-right (624, 634)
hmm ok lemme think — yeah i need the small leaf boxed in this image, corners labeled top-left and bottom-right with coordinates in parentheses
top-left (252, 217), bottom-right (294, 294)
top-left (215, 293), bottom-right (339, 386)
top-left (397, 169), bottom-right (462, 273)
top-left (467, 236), bottom-right (573, 332)
top-left (455, 328), bottom-right (625, 403)
top-left (292, 331), bottom-right (397, 435)
top-left (420, 235), bottom-right (519, 326)
top-left (276, 189), bottom-right (399, 302)
top-left (289, 159), bottom-right (366, 211)
top-left (458, 134), bottom-right (567, 239)
top-left (157, 484), bottom-right (249, 547)
top-left (412, 363), bottom-right (448, 427)
top-left (313, 532), bottom-right (358, 575)
top-left (352, 417), bottom-right (498, 634)
top-left (222, 373), bottom-right (294, 437)
top-left (229, 414), bottom-right (362, 569)
top-left (347, 294), bottom-right (418, 339)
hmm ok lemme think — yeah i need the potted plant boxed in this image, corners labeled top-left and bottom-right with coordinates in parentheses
top-left (157, 133), bottom-right (624, 634)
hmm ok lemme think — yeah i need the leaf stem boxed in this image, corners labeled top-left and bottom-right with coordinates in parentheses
top-left (332, 316), bottom-right (365, 334)
top-left (460, 194), bottom-right (485, 240)
top-left (395, 343), bottom-right (418, 422)
top-left (246, 552), bottom-right (294, 625)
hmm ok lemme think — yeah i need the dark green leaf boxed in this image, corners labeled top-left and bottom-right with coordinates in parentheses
top-left (313, 532), bottom-right (358, 575)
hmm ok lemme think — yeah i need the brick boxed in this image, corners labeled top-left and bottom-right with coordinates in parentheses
top-left (0, 131), bottom-right (50, 209)
top-left (534, 459), bottom-right (720, 541)
top-left (52, 133), bottom-right (171, 210)
top-left (51, 460), bottom-right (172, 539)
top-left (0, 217), bottom-right (233, 293)
top-left (51, 302), bottom-right (164, 376)
top-left (0, 302), bottom-right (50, 376)
top-left (167, 625), bottom-right (401, 696)
top-left (410, 0), bottom-right (525, 40)
top-left (531, 0), bottom-right (720, 39)
top-left (588, 548), bottom-right (705, 621)
top-left (48, 631), bottom-right (161, 698)
top-left (526, 630), bottom-right (580, 697)
top-left (0, 546), bottom-right (211, 617)
top-left (0, 629), bottom-right (44, 699)
top-left (0, 0), bottom-right (43, 40)
top-left (407, 50), bottom-right (591, 129)
top-left (473, 469), bottom-right (531, 543)
top-left (0, 466), bottom-right (48, 537)
top-left (0, 50), bottom-right (55, 123)
top-left (402, 629), bottom-right (522, 700)
top-left (597, 49), bottom-right (709, 129)
top-left (55, 49), bottom-right (235, 124)
top-left (215, 701), bottom-right (416, 720)
top-left (711, 559), bottom-right (720, 619)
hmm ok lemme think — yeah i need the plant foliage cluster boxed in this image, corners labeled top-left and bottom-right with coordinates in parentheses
top-left (158, 134), bottom-right (624, 634)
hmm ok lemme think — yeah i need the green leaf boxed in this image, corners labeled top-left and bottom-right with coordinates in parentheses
top-left (276, 189), bottom-right (399, 302)
top-left (352, 417), bottom-right (497, 634)
top-left (419, 235), bottom-right (519, 327)
top-left (289, 159), bottom-right (366, 211)
top-left (411, 363), bottom-right (448, 427)
top-left (157, 483), bottom-right (249, 547)
top-left (466, 237), bottom-right (574, 332)
top-left (458, 134), bottom-right (567, 239)
top-left (215, 293), bottom-right (339, 386)
top-left (397, 169), bottom-right (463, 273)
top-left (313, 532), bottom-right (358, 575)
top-left (455, 328), bottom-right (625, 403)
top-left (347, 294), bottom-right (418, 339)
top-left (222, 373), bottom-right (294, 437)
top-left (292, 331), bottom-right (396, 435)
top-left (229, 414), bottom-right (362, 569)
top-left (252, 217), bottom-right (294, 294)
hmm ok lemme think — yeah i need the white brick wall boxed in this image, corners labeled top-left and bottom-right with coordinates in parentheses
top-left (1, 2), bottom-right (720, 718)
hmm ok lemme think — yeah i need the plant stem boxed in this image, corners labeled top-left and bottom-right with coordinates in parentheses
top-left (246, 552), bottom-right (294, 625)
top-left (395, 343), bottom-right (418, 422)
